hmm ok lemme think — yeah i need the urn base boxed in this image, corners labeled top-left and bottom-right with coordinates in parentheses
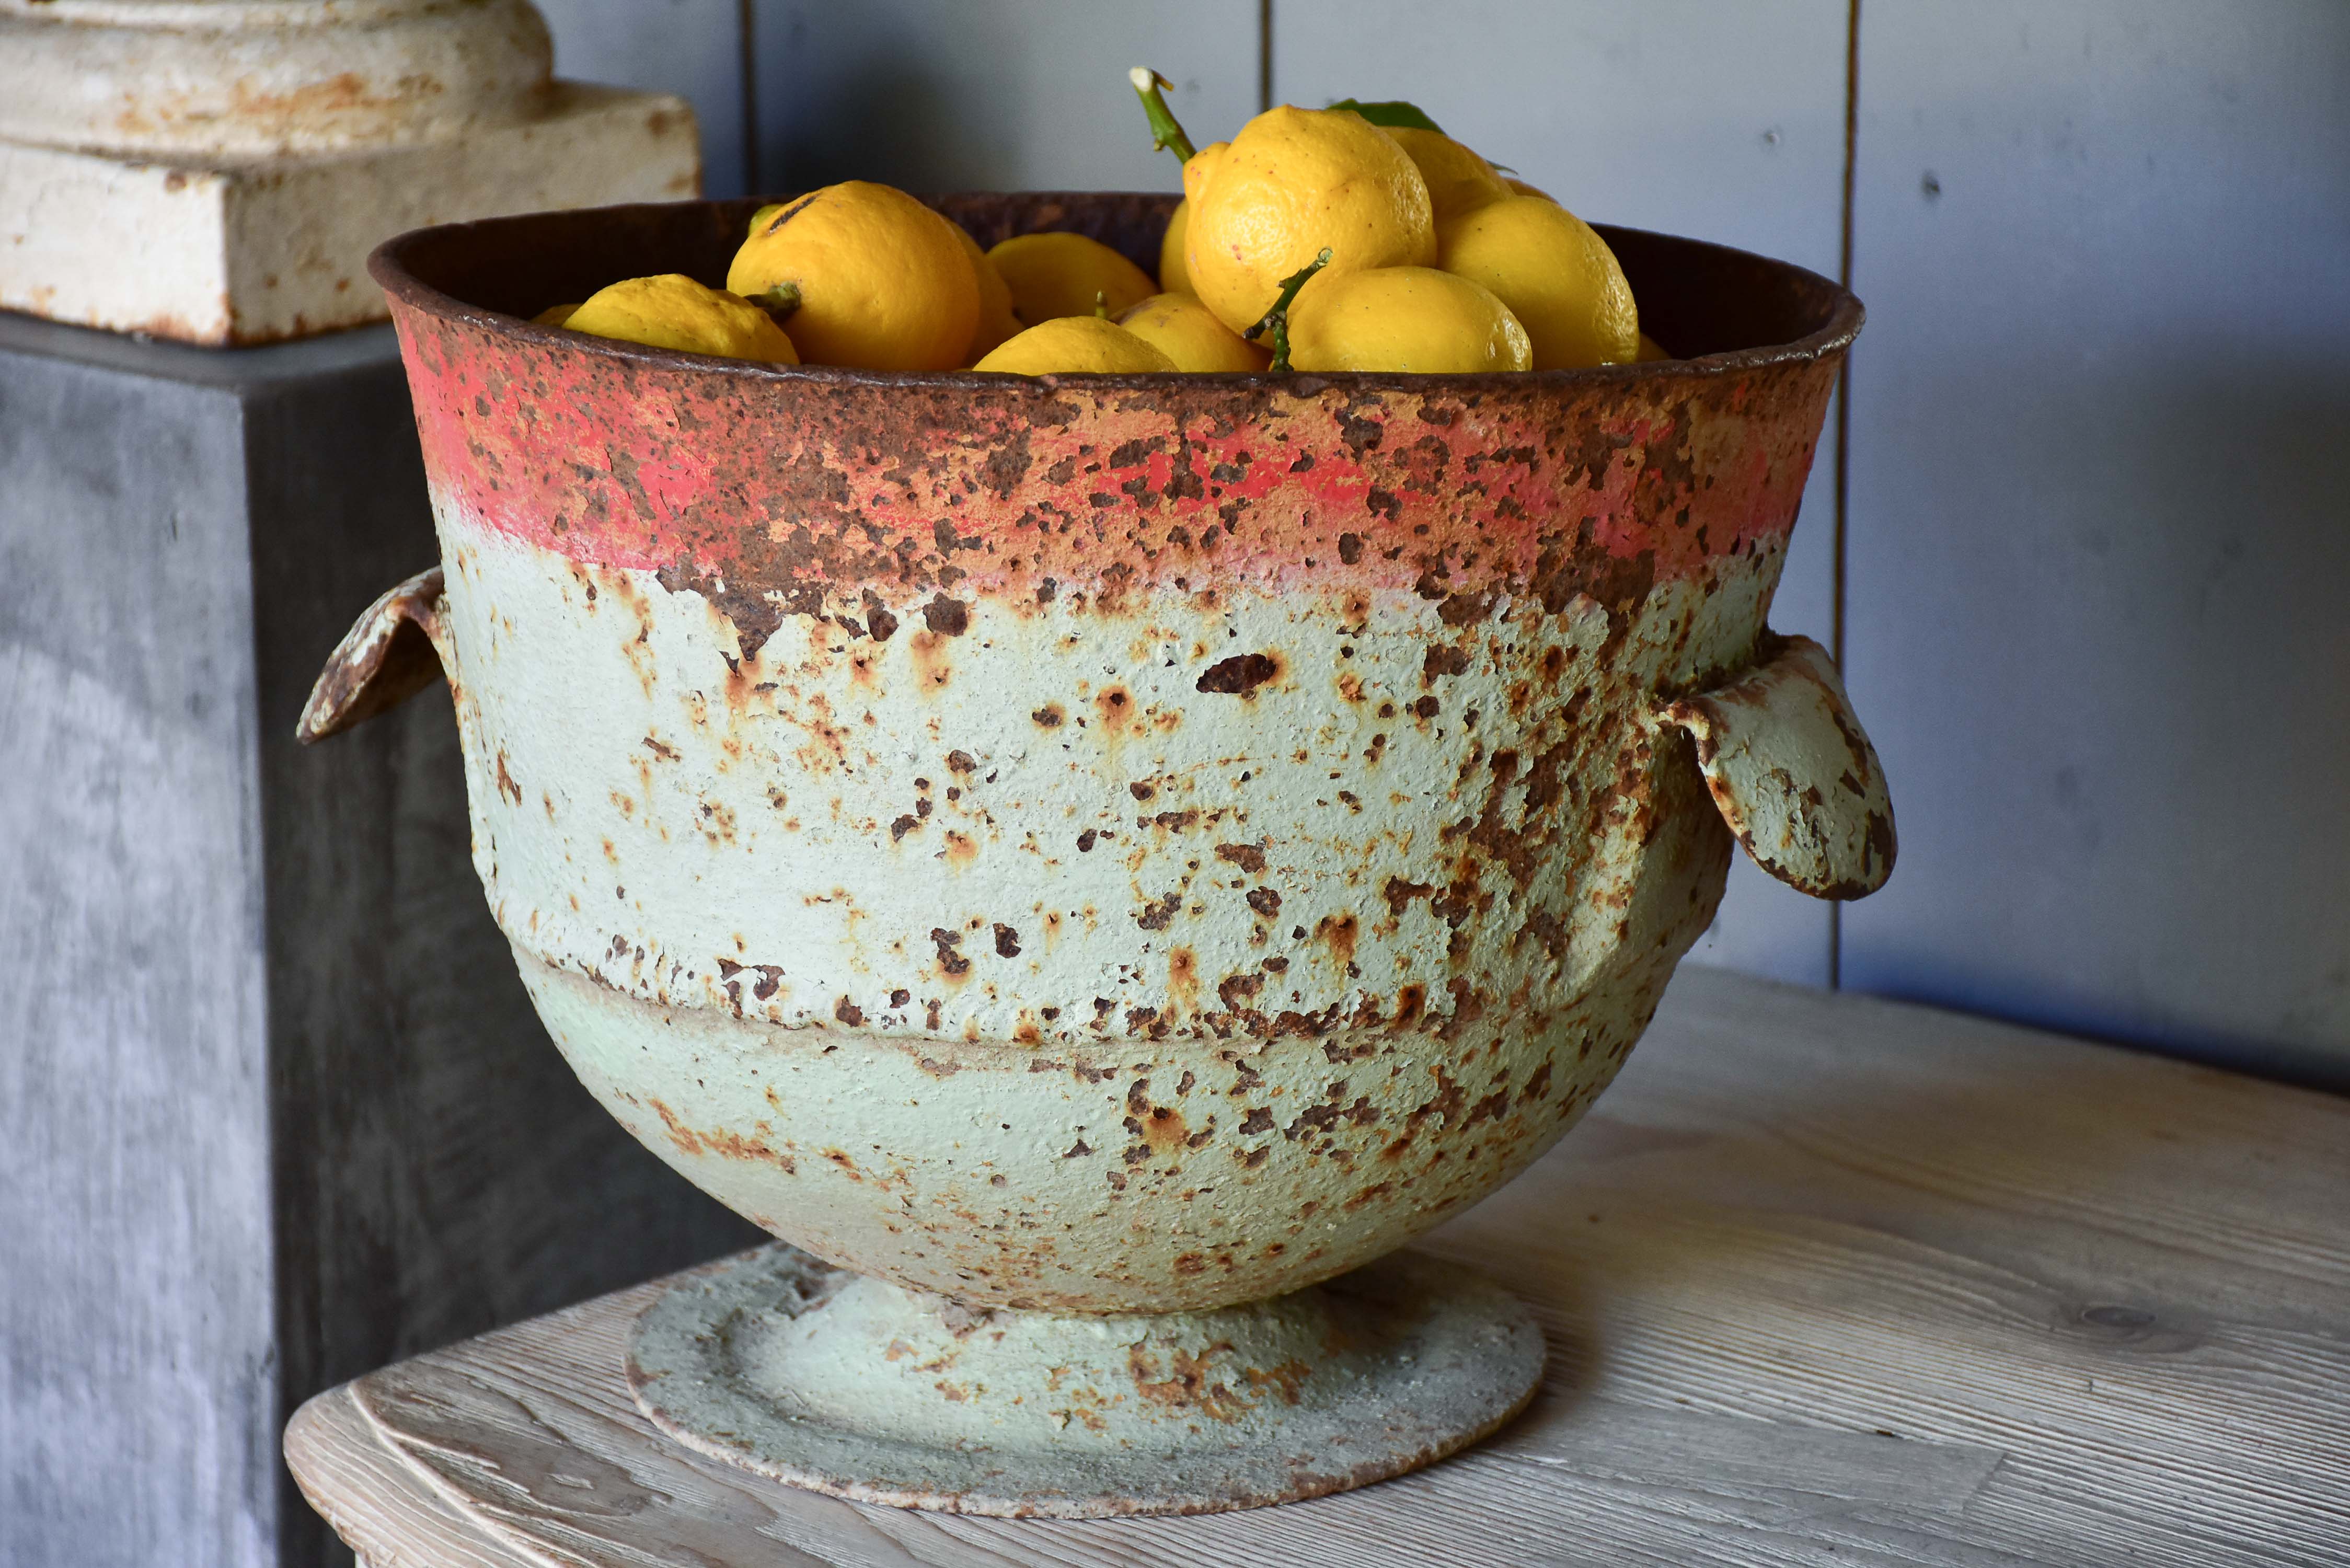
top-left (625, 1242), bottom-right (1544, 1517)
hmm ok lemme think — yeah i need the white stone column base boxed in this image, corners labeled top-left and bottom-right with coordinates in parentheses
top-left (1, 83), bottom-right (698, 346)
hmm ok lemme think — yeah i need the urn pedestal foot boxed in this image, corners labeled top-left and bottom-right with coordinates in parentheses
top-left (625, 1243), bottom-right (1546, 1518)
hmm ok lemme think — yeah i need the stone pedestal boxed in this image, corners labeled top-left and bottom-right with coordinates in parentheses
top-left (0, 0), bottom-right (699, 343)
top-left (0, 313), bottom-right (758, 1568)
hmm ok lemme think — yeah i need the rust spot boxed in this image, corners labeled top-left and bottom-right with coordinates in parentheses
top-left (1128, 1343), bottom-right (1250, 1423)
top-left (1316, 912), bottom-right (1359, 969)
top-left (834, 995), bottom-right (865, 1025)
top-left (1523, 1060), bottom-right (1553, 1102)
top-left (994, 922), bottom-right (1022, 957)
top-left (909, 629), bottom-right (954, 691)
top-left (1215, 841), bottom-right (1266, 873)
top-left (1246, 886), bottom-right (1282, 916)
top-left (649, 1098), bottom-right (702, 1156)
top-left (1169, 946), bottom-right (1199, 1010)
top-left (1438, 590), bottom-right (1496, 627)
top-left (1130, 1103), bottom-right (1191, 1152)
top-left (702, 1126), bottom-right (794, 1170)
top-left (921, 594), bottom-right (968, 639)
top-left (1197, 652), bottom-right (1278, 695)
top-left (1032, 704), bottom-right (1065, 727)
top-left (1286, 1090), bottom-right (1379, 1142)
top-left (1383, 875), bottom-right (1435, 914)
top-left (1237, 1357), bottom-right (1306, 1409)
top-left (647, 1100), bottom-right (797, 1173)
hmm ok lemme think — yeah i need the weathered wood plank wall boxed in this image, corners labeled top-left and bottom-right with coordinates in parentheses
top-left (0, 316), bottom-right (761, 1568)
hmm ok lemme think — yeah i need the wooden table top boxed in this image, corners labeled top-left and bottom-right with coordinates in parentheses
top-left (285, 967), bottom-right (2350, 1566)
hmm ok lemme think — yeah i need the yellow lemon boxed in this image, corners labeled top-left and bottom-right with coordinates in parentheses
top-left (974, 316), bottom-right (1179, 375)
top-left (1184, 106), bottom-right (1436, 336)
top-left (1181, 139), bottom-right (1230, 207)
top-left (947, 220), bottom-right (1022, 360)
top-left (746, 201), bottom-right (785, 235)
top-left (565, 274), bottom-right (799, 364)
top-left (1159, 198), bottom-right (1193, 295)
top-left (1436, 195), bottom-right (1638, 368)
top-left (727, 181), bottom-right (978, 371)
top-left (1118, 292), bottom-right (1270, 372)
top-left (1380, 125), bottom-right (1509, 221)
top-left (987, 231), bottom-right (1157, 326)
top-left (532, 302), bottom-right (581, 327)
top-left (1287, 266), bottom-right (1530, 373)
top-left (1637, 331), bottom-right (1675, 362)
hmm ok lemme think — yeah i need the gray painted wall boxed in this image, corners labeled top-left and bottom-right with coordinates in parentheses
top-left (1840, 2), bottom-right (2350, 1087)
top-left (554, 0), bottom-right (2348, 1081)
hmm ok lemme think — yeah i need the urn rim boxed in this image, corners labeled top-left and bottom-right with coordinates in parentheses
top-left (368, 190), bottom-right (1863, 391)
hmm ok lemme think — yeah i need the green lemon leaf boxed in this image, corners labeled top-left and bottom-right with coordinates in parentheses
top-left (1327, 97), bottom-right (1445, 134)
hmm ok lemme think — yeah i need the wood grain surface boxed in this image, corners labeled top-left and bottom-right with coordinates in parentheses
top-left (284, 967), bottom-right (2350, 1567)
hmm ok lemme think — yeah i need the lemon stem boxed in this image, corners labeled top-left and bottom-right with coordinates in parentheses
top-left (1128, 67), bottom-right (1198, 165)
top-left (1245, 247), bottom-right (1332, 373)
top-left (1093, 291), bottom-right (1110, 319)
top-left (749, 281), bottom-right (801, 325)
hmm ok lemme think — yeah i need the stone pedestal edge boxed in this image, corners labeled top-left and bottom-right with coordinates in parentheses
top-left (1, 83), bottom-right (698, 345)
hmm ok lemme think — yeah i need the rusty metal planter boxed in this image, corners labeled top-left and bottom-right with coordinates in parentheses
top-left (304, 192), bottom-right (1890, 1515)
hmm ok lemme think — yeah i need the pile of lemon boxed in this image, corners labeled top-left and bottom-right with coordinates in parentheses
top-left (537, 70), bottom-right (1660, 377)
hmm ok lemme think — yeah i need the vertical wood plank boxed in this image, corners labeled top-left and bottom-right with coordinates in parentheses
top-left (1841, 1), bottom-right (2350, 1084)
top-left (536, 0), bottom-right (746, 195)
top-left (750, 0), bottom-right (1262, 197)
top-left (0, 346), bottom-right (278, 1568)
top-left (1272, 0), bottom-right (1852, 987)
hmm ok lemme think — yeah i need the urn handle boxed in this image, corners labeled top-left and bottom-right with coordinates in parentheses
top-left (1657, 633), bottom-right (1896, 900)
top-left (296, 566), bottom-right (450, 743)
